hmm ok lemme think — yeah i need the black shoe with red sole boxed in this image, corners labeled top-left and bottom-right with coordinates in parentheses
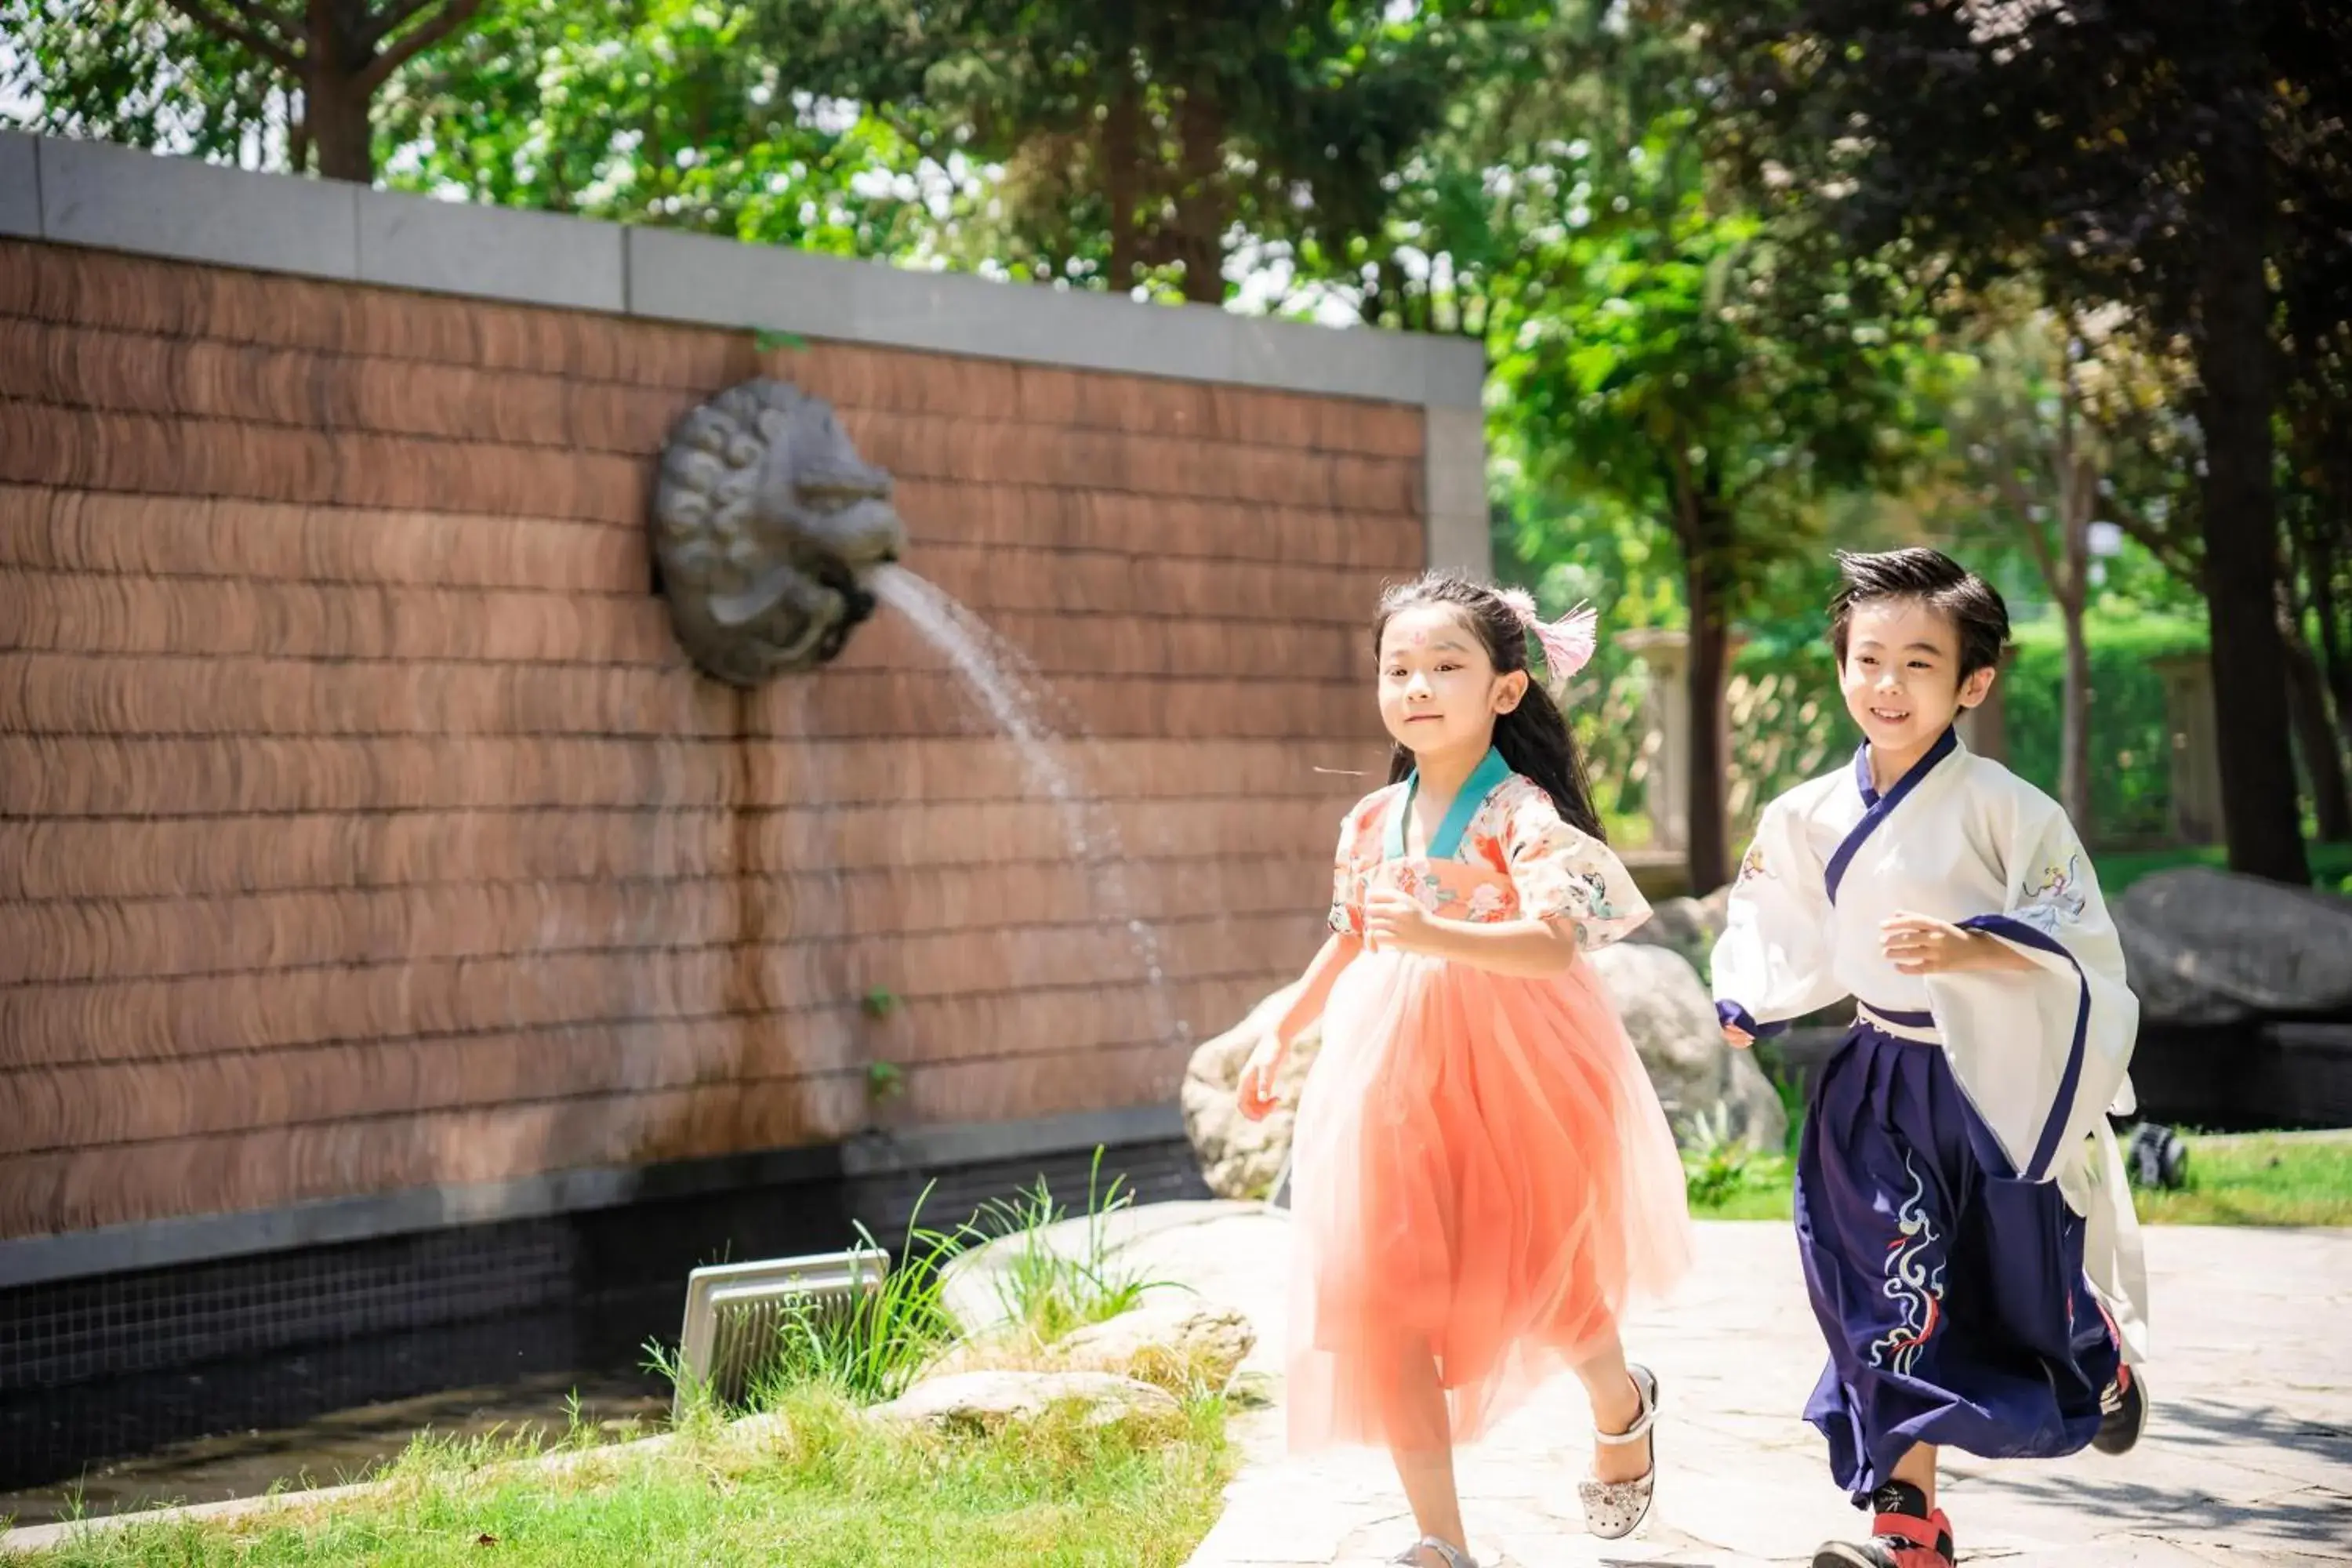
top-left (2093, 1363), bottom-right (2148, 1455)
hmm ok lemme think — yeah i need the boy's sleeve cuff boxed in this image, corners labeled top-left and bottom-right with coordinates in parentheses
top-left (1715, 1000), bottom-right (1787, 1040)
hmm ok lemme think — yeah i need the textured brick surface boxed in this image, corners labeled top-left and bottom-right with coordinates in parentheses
top-left (0, 244), bottom-right (1422, 1240)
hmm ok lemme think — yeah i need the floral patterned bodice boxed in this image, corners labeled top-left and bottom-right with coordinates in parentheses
top-left (1327, 756), bottom-right (1651, 953)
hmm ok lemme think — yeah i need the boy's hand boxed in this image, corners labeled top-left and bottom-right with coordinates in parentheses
top-left (1722, 1023), bottom-right (1755, 1050)
top-left (1236, 1033), bottom-right (1288, 1121)
top-left (1363, 884), bottom-right (1442, 955)
top-left (1882, 913), bottom-right (2025, 975)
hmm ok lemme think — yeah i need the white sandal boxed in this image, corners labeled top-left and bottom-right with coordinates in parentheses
top-left (1390, 1534), bottom-right (1479, 1567)
top-left (1577, 1363), bottom-right (1659, 1540)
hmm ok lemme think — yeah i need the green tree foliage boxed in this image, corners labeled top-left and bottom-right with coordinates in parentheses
top-left (374, 1), bottom-right (931, 252)
top-left (749, 0), bottom-right (1496, 303)
top-left (1929, 292), bottom-right (2169, 840)
top-left (3, 2), bottom-right (286, 169)
top-left (1502, 200), bottom-right (1941, 889)
top-left (1352, 8), bottom-right (1946, 888)
top-left (2281, 310), bottom-right (2352, 822)
top-left (1693, 0), bottom-right (2352, 880)
top-left (2, 0), bottom-right (487, 180)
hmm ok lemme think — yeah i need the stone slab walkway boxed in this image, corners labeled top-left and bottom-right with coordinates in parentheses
top-left (1101, 1204), bottom-right (2352, 1568)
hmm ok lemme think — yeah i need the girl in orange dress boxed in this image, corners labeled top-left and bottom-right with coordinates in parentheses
top-left (1239, 572), bottom-right (1694, 1567)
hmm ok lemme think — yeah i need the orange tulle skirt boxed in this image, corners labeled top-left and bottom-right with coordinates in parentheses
top-left (1285, 948), bottom-right (1694, 1453)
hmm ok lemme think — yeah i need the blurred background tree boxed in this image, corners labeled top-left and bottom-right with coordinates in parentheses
top-left (1687, 0), bottom-right (2352, 880)
top-left (2, 0), bottom-right (486, 180)
top-left (10, 0), bottom-right (2347, 885)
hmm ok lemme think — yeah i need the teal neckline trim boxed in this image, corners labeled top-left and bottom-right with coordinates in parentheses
top-left (1382, 747), bottom-right (1512, 862)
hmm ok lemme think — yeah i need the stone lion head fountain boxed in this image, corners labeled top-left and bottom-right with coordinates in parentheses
top-left (652, 378), bottom-right (909, 687)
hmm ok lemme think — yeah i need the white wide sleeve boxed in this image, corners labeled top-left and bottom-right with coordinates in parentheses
top-left (1924, 795), bottom-right (2139, 1181)
top-left (1925, 793), bottom-right (2148, 1359)
top-left (1710, 795), bottom-right (1849, 1036)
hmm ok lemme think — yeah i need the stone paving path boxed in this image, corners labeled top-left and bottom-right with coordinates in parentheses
top-left (1100, 1203), bottom-right (2352, 1568)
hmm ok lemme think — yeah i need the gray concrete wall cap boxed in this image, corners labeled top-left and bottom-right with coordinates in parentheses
top-left (20, 132), bottom-right (1481, 407)
top-left (0, 130), bottom-right (41, 239)
top-left (37, 132), bottom-right (359, 279)
top-left (358, 183), bottom-right (625, 311)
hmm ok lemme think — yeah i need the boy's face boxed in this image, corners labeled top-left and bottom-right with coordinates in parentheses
top-left (1377, 604), bottom-right (1526, 763)
top-left (1838, 597), bottom-right (1996, 758)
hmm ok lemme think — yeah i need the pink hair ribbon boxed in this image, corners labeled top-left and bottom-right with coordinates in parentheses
top-left (1495, 586), bottom-right (1598, 695)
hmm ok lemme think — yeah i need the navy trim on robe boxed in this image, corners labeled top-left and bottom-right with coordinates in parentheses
top-left (1958, 913), bottom-right (2094, 1183)
top-left (1824, 728), bottom-right (1960, 905)
top-left (1716, 999), bottom-right (1787, 1040)
top-left (1853, 738), bottom-right (1882, 807)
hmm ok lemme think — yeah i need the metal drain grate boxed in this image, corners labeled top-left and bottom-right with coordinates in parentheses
top-left (673, 1248), bottom-right (887, 1412)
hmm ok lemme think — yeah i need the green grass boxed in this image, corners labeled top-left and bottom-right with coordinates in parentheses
top-left (1682, 1149), bottom-right (1797, 1220)
top-left (1686, 1132), bottom-right (2352, 1226)
top-left (9, 1149), bottom-right (1232, 1566)
top-left (2131, 1132), bottom-right (2352, 1227)
top-left (2094, 841), bottom-right (2352, 896)
top-left (13, 1390), bottom-right (1230, 1568)
top-left (1677, 1086), bottom-right (1807, 1220)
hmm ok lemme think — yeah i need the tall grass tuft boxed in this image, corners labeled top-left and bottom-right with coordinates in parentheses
top-left (649, 1152), bottom-right (1181, 1415)
top-left (1679, 1102), bottom-right (1756, 1210)
top-left (742, 1185), bottom-right (971, 1409)
top-left (978, 1147), bottom-right (1164, 1345)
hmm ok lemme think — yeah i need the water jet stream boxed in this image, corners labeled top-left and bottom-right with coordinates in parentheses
top-left (868, 565), bottom-right (1189, 1058)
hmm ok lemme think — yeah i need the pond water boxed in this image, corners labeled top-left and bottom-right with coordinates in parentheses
top-left (0, 1367), bottom-right (669, 1526)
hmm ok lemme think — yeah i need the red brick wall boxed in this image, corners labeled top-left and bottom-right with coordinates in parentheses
top-left (0, 240), bottom-right (1425, 1240)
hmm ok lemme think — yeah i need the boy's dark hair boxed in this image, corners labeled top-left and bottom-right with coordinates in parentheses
top-left (1828, 548), bottom-right (2011, 678)
top-left (1373, 572), bottom-right (1606, 840)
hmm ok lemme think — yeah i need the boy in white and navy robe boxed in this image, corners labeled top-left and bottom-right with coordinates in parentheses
top-left (1712, 549), bottom-right (2149, 1568)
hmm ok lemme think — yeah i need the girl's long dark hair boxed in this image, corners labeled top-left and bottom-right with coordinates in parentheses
top-left (1374, 572), bottom-right (1607, 841)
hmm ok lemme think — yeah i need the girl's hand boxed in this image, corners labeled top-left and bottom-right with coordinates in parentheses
top-left (1236, 1033), bottom-right (1288, 1121)
top-left (1363, 885), bottom-right (1441, 955)
top-left (1882, 913), bottom-right (2024, 975)
top-left (1722, 1023), bottom-right (1755, 1050)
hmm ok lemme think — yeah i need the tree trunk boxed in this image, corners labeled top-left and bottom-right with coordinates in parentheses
top-left (2284, 626), bottom-right (2352, 840)
top-left (2304, 466), bottom-right (2352, 764)
top-left (2283, 464), bottom-right (2352, 829)
top-left (1103, 81), bottom-right (1142, 294)
top-left (1682, 501), bottom-right (1736, 894)
top-left (1357, 259), bottom-right (1388, 327)
top-left (2054, 403), bottom-right (2095, 837)
top-left (2317, 544), bottom-right (2352, 766)
top-left (285, 83), bottom-right (312, 174)
top-left (1170, 89), bottom-right (1228, 305)
top-left (304, 64), bottom-right (372, 182)
top-left (2194, 85), bottom-right (2310, 884)
top-left (2059, 592), bottom-right (2094, 837)
top-left (1686, 570), bottom-right (1732, 895)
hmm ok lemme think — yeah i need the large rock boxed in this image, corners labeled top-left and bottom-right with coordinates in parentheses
top-left (1051, 1300), bottom-right (1256, 1393)
top-left (2117, 868), bottom-right (2352, 1025)
top-left (873, 1370), bottom-right (1181, 1436)
top-left (1585, 942), bottom-right (1788, 1152)
top-left (917, 1300), bottom-right (1256, 1396)
top-left (1623, 888), bottom-right (1731, 973)
top-left (1181, 981), bottom-right (1318, 1200)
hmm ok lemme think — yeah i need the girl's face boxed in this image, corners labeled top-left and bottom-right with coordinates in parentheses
top-left (1838, 597), bottom-right (1995, 759)
top-left (1377, 604), bottom-right (1527, 764)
